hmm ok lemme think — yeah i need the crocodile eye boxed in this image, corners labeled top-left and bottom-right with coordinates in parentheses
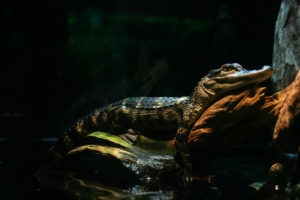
top-left (222, 65), bottom-right (233, 72)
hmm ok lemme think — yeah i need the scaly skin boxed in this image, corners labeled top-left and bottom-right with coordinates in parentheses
top-left (51, 97), bottom-right (189, 155)
top-left (51, 63), bottom-right (273, 183)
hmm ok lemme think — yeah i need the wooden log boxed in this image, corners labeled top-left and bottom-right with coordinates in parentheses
top-left (272, 0), bottom-right (300, 92)
top-left (273, 70), bottom-right (300, 153)
top-left (187, 70), bottom-right (300, 168)
top-left (187, 86), bottom-right (279, 168)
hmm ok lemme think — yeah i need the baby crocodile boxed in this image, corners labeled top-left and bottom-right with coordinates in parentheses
top-left (51, 63), bottom-right (273, 180)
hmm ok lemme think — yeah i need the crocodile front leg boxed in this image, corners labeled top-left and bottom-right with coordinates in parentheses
top-left (175, 125), bottom-right (193, 184)
top-left (175, 105), bottom-right (204, 184)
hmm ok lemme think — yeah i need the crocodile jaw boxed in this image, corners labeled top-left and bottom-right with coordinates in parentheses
top-left (203, 65), bottom-right (273, 95)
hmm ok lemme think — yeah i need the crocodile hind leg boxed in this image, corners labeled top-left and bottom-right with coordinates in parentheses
top-left (117, 129), bottom-right (142, 145)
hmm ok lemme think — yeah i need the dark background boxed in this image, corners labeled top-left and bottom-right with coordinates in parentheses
top-left (0, 0), bottom-right (281, 198)
top-left (1, 0), bottom-right (280, 139)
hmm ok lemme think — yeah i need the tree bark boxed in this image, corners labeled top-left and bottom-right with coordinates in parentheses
top-left (272, 0), bottom-right (300, 92)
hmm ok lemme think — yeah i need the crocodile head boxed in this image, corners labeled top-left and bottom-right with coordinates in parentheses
top-left (191, 63), bottom-right (273, 105)
top-left (201, 63), bottom-right (273, 95)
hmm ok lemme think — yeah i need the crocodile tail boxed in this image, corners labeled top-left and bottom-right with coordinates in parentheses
top-left (49, 103), bottom-right (121, 157)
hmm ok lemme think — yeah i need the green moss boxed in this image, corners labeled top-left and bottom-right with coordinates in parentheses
top-left (136, 135), bottom-right (176, 154)
top-left (68, 145), bottom-right (137, 161)
top-left (85, 131), bottom-right (175, 155)
top-left (86, 131), bottom-right (133, 149)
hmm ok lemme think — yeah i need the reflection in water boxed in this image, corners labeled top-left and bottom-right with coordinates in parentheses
top-left (36, 132), bottom-right (178, 199)
top-left (36, 164), bottom-right (175, 200)
top-left (36, 131), bottom-right (291, 199)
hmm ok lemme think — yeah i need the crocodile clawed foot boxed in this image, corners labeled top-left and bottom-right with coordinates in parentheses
top-left (183, 169), bottom-right (193, 186)
top-left (176, 168), bottom-right (194, 186)
top-left (118, 133), bottom-right (137, 145)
